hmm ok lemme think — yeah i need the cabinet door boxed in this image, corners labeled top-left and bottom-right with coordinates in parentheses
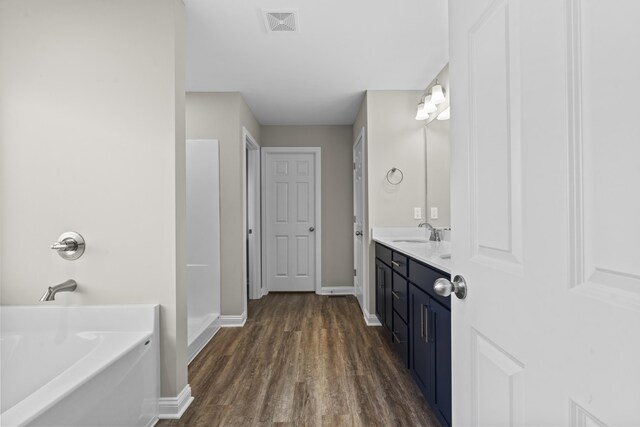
top-left (375, 259), bottom-right (385, 324)
top-left (383, 262), bottom-right (392, 331)
top-left (409, 284), bottom-right (434, 402)
top-left (431, 300), bottom-right (452, 426)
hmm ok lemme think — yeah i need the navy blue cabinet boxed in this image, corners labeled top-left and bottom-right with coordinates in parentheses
top-left (375, 258), bottom-right (392, 331)
top-left (376, 243), bottom-right (451, 427)
top-left (431, 298), bottom-right (452, 426)
top-left (409, 283), bottom-right (435, 402)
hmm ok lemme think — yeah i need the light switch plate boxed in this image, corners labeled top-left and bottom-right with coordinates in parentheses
top-left (430, 207), bottom-right (439, 219)
top-left (414, 207), bottom-right (422, 220)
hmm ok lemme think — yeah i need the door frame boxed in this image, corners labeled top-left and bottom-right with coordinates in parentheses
top-left (243, 127), bottom-right (262, 301)
top-left (353, 127), bottom-right (367, 314)
top-left (261, 147), bottom-right (322, 294)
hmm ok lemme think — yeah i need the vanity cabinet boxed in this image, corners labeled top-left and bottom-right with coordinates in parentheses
top-left (375, 242), bottom-right (451, 427)
top-left (375, 257), bottom-right (392, 331)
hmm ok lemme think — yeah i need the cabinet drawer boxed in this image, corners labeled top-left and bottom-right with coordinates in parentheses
top-left (392, 311), bottom-right (408, 368)
top-left (376, 243), bottom-right (392, 266)
top-left (408, 259), bottom-right (450, 309)
top-left (392, 272), bottom-right (408, 322)
top-left (392, 252), bottom-right (408, 277)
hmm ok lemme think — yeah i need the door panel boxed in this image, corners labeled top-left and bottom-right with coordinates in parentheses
top-left (450, 0), bottom-right (640, 425)
top-left (353, 132), bottom-right (365, 310)
top-left (409, 284), bottom-right (434, 402)
top-left (264, 150), bottom-right (318, 292)
top-left (432, 300), bottom-right (452, 426)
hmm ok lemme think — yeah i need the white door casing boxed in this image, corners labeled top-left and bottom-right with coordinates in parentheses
top-left (450, 0), bottom-right (640, 425)
top-left (262, 148), bottom-right (321, 293)
top-left (244, 127), bottom-right (262, 300)
top-left (353, 128), bottom-right (366, 312)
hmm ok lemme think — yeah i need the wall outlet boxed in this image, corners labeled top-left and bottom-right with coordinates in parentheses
top-left (414, 207), bottom-right (422, 220)
top-left (430, 207), bottom-right (439, 219)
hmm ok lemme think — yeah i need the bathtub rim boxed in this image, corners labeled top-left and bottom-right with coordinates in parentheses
top-left (0, 304), bottom-right (160, 427)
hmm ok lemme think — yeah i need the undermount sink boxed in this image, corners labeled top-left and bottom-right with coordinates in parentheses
top-left (392, 239), bottom-right (430, 243)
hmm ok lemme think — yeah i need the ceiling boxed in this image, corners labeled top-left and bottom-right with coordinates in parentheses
top-left (185, 0), bottom-right (449, 125)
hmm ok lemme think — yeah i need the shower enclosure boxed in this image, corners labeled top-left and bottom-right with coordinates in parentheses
top-left (186, 139), bottom-right (221, 363)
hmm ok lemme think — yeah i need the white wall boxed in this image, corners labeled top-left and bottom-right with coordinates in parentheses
top-left (185, 92), bottom-right (260, 316)
top-left (0, 0), bottom-right (187, 399)
top-left (261, 126), bottom-right (354, 287)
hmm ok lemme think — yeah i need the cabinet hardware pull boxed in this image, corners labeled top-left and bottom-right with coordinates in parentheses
top-left (391, 261), bottom-right (400, 267)
top-left (392, 331), bottom-right (404, 343)
top-left (420, 303), bottom-right (424, 338)
top-left (424, 305), bottom-right (429, 343)
top-left (392, 291), bottom-right (401, 300)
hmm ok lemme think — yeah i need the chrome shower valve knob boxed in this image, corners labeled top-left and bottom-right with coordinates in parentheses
top-left (51, 232), bottom-right (85, 260)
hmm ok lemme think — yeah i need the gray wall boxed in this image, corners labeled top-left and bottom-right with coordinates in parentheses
top-left (0, 0), bottom-right (187, 398)
top-left (185, 92), bottom-right (260, 316)
top-left (261, 126), bottom-right (354, 288)
top-left (354, 90), bottom-right (428, 315)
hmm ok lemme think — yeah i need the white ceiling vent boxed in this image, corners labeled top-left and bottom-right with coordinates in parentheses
top-left (263, 9), bottom-right (299, 33)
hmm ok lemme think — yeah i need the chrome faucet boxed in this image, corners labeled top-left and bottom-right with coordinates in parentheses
top-left (40, 279), bottom-right (77, 301)
top-left (418, 222), bottom-right (440, 242)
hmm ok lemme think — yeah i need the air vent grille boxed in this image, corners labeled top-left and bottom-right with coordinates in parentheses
top-left (263, 10), bottom-right (299, 33)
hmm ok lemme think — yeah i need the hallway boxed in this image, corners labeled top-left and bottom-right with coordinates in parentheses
top-left (159, 293), bottom-right (439, 426)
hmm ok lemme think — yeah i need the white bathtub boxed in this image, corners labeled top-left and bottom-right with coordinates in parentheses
top-left (0, 305), bottom-right (159, 427)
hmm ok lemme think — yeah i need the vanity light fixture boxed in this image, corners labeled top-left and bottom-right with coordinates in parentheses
top-left (424, 95), bottom-right (437, 113)
top-left (437, 106), bottom-right (450, 121)
top-left (416, 100), bottom-right (429, 120)
top-left (431, 81), bottom-right (446, 105)
top-left (416, 95), bottom-right (438, 120)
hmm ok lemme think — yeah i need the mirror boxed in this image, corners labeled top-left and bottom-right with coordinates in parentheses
top-left (425, 119), bottom-right (450, 228)
top-left (424, 64), bottom-right (451, 229)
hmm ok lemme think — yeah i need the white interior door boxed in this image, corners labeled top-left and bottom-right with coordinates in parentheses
top-left (262, 148), bottom-right (320, 292)
top-left (353, 130), bottom-right (365, 310)
top-left (449, 0), bottom-right (640, 425)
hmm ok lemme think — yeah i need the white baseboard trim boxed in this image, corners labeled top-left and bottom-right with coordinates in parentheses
top-left (187, 316), bottom-right (221, 364)
top-left (158, 384), bottom-right (194, 420)
top-left (219, 311), bottom-right (247, 327)
top-left (363, 307), bottom-right (382, 326)
top-left (147, 416), bottom-right (159, 427)
top-left (319, 286), bottom-right (355, 296)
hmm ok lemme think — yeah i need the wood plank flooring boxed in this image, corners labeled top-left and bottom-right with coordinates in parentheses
top-left (158, 293), bottom-right (439, 427)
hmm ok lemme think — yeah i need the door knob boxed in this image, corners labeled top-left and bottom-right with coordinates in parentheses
top-left (309, 226), bottom-right (315, 232)
top-left (434, 275), bottom-right (467, 299)
top-left (355, 231), bottom-right (362, 236)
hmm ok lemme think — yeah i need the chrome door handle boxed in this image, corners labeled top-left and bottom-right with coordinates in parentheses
top-left (355, 231), bottom-right (362, 236)
top-left (391, 261), bottom-right (400, 267)
top-left (309, 226), bottom-right (315, 232)
top-left (391, 291), bottom-right (401, 300)
top-left (434, 275), bottom-right (468, 300)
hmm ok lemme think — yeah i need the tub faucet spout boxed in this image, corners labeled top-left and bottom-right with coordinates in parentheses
top-left (40, 279), bottom-right (77, 301)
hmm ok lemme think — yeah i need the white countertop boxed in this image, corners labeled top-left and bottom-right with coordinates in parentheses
top-left (372, 227), bottom-right (452, 274)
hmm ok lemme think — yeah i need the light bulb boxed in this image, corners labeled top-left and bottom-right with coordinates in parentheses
top-left (431, 84), bottom-right (446, 105)
top-left (416, 102), bottom-right (429, 120)
top-left (424, 95), bottom-right (437, 113)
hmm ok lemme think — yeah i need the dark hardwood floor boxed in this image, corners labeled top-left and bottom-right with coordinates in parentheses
top-left (159, 293), bottom-right (439, 426)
